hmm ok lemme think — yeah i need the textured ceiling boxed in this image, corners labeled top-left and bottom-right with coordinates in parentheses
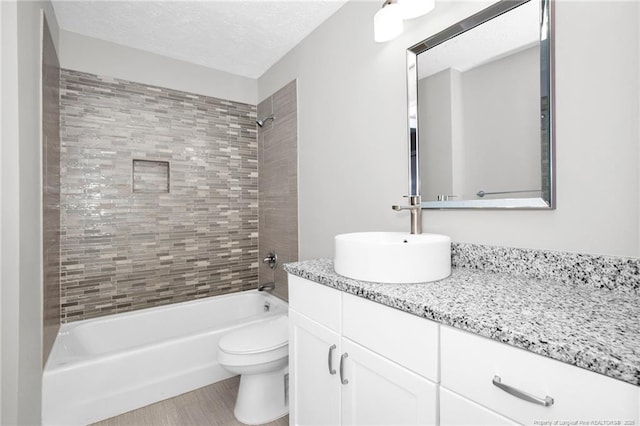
top-left (51, 0), bottom-right (348, 79)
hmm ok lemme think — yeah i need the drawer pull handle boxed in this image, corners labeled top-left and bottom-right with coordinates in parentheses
top-left (492, 375), bottom-right (554, 407)
top-left (328, 344), bottom-right (337, 375)
top-left (340, 353), bottom-right (349, 385)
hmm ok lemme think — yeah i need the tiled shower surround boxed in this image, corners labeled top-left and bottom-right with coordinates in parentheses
top-left (42, 16), bottom-right (61, 360)
top-left (258, 80), bottom-right (298, 301)
top-left (60, 69), bottom-right (258, 322)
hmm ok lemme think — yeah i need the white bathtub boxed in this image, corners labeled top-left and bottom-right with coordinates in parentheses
top-left (42, 290), bottom-right (287, 426)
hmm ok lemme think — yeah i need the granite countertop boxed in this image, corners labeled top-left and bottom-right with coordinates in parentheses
top-left (284, 258), bottom-right (640, 387)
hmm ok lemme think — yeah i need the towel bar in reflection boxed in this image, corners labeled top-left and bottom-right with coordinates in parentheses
top-left (476, 189), bottom-right (541, 198)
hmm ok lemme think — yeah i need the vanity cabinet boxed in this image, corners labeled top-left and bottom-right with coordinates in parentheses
top-left (441, 325), bottom-right (640, 424)
top-left (289, 275), bottom-right (640, 425)
top-left (288, 275), bottom-right (438, 425)
top-left (440, 387), bottom-right (518, 425)
top-left (289, 309), bottom-right (341, 425)
top-left (340, 338), bottom-right (436, 425)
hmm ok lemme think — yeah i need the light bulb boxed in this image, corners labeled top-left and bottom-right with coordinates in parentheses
top-left (397, 0), bottom-right (435, 20)
top-left (374, 1), bottom-right (404, 43)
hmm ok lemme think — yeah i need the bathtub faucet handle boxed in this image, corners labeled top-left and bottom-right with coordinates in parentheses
top-left (258, 282), bottom-right (275, 292)
top-left (263, 252), bottom-right (278, 269)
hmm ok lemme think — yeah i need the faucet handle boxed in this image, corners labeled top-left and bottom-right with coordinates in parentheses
top-left (393, 195), bottom-right (421, 211)
top-left (402, 195), bottom-right (421, 205)
top-left (262, 252), bottom-right (278, 269)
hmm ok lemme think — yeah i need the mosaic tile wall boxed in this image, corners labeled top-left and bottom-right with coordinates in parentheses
top-left (42, 15), bottom-right (61, 361)
top-left (59, 69), bottom-right (258, 322)
top-left (257, 80), bottom-right (298, 302)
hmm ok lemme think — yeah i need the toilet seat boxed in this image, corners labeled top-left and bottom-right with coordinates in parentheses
top-left (218, 315), bottom-right (289, 368)
top-left (219, 315), bottom-right (288, 355)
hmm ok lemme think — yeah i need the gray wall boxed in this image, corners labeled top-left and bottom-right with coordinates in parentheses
top-left (1, 1), bottom-right (60, 424)
top-left (59, 69), bottom-right (259, 322)
top-left (59, 30), bottom-right (258, 105)
top-left (258, 1), bottom-right (640, 258)
top-left (257, 80), bottom-right (298, 301)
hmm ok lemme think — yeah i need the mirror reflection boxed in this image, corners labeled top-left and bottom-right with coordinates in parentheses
top-left (408, 0), bottom-right (554, 209)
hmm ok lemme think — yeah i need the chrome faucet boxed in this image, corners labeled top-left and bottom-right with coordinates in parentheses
top-left (262, 252), bottom-right (278, 269)
top-left (392, 195), bottom-right (422, 234)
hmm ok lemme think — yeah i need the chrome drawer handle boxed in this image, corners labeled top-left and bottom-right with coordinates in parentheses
top-left (340, 353), bottom-right (349, 385)
top-left (492, 376), bottom-right (554, 407)
top-left (328, 344), bottom-right (337, 375)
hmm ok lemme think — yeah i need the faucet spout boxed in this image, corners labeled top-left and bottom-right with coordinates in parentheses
top-left (391, 195), bottom-right (422, 234)
top-left (258, 282), bottom-right (275, 292)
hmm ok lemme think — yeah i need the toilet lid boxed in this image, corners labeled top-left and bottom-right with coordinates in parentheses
top-left (219, 315), bottom-right (288, 355)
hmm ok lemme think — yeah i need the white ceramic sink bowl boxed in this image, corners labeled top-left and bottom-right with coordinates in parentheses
top-left (334, 232), bottom-right (451, 284)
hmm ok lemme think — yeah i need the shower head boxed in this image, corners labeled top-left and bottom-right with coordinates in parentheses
top-left (256, 114), bottom-right (275, 127)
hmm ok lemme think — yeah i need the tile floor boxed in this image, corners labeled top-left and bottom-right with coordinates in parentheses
top-left (93, 376), bottom-right (289, 426)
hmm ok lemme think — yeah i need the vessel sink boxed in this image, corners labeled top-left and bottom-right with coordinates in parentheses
top-left (334, 232), bottom-right (451, 284)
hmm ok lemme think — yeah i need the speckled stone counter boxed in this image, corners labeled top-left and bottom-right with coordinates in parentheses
top-left (284, 249), bottom-right (640, 387)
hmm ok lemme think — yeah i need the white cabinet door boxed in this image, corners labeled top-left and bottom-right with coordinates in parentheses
top-left (440, 387), bottom-right (520, 425)
top-left (289, 309), bottom-right (341, 426)
top-left (340, 338), bottom-right (437, 426)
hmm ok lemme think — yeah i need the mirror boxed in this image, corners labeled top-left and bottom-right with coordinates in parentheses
top-left (407, 0), bottom-right (554, 209)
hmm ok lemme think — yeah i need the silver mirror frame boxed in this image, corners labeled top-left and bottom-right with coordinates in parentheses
top-left (407, 0), bottom-right (555, 209)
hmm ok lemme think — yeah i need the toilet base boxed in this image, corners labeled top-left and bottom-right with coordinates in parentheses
top-left (233, 368), bottom-right (289, 425)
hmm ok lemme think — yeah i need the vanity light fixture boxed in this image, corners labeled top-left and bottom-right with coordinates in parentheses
top-left (374, 0), bottom-right (435, 43)
top-left (374, 0), bottom-right (403, 43)
top-left (398, 0), bottom-right (435, 20)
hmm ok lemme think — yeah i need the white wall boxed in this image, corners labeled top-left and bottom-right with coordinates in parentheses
top-left (420, 68), bottom-right (466, 201)
top-left (420, 69), bottom-right (454, 200)
top-left (419, 48), bottom-right (539, 202)
top-left (259, 0), bottom-right (640, 259)
top-left (2, 3), bottom-right (22, 423)
top-left (59, 30), bottom-right (258, 105)
top-left (1, 1), bottom-right (59, 423)
top-left (462, 46), bottom-right (540, 200)
top-left (0, 3), bottom-right (9, 422)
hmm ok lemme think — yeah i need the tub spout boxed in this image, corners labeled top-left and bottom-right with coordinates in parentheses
top-left (258, 282), bottom-right (275, 292)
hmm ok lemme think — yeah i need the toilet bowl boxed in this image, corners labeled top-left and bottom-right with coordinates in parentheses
top-left (217, 314), bottom-right (289, 425)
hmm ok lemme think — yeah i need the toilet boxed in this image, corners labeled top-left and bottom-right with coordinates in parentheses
top-left (217, 315), bottom-right (289, 425)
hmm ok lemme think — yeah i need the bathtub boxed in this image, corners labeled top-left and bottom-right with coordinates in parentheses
top-left (42, 290), bottom-right (287, 426)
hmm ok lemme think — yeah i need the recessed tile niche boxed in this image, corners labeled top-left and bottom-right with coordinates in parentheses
top-left (133, 159), bottom-right (170, 193)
